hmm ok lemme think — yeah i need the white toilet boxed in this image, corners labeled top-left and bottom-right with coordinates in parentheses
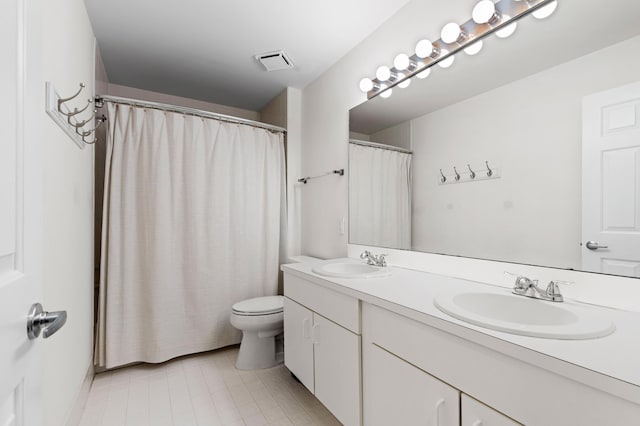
top-left (230, 295), bottom-right (285, 370)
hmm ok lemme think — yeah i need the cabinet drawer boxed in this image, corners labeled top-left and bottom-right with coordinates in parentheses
top-left (284, 272), bottom-right (360, 333)
top-left (462, 394), bottom-right (521, 426)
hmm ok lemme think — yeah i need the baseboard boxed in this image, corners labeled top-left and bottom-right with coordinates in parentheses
top-left (65, 364), bottom-right (94, 426)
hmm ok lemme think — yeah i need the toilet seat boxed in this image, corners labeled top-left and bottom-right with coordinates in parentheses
top-left (232, 295), bottom-right (283, 316)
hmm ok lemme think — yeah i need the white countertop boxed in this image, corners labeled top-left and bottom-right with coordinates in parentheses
top-left (282, 259), bottom-right (640, 404)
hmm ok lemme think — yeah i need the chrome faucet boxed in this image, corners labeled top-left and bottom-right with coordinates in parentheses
top-left (506, 272), bottom-right (571, 302)
top-left (360, 251), bottom-right (387, 267)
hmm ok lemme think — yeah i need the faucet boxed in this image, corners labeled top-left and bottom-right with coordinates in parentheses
top-left (505, 272), bottom-right (571, 302)
top-left (360, 251), bottom-right (387, 267)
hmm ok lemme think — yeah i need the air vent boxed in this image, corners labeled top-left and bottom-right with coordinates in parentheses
top-left (255, 50), bottom-right (294, 71)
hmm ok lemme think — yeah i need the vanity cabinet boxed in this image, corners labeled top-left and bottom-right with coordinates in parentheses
top-left (364, 343), bottom-right (459, 426)
top-left (283, 273), bottom-right (361, 426)
top-left (462, 395), bottom-right (520, 426)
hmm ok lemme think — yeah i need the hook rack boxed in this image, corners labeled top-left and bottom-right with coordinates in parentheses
top-left (45, 81), bottom-right (107, 148)
top-left (298, 169), bottom-right (344, 184)
top-left (438, 161), bottom-right (500, 185)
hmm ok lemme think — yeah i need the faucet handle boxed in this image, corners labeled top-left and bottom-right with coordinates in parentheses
top-left (504, 271), bottom-right (534, 289)
top-left (378, 254), bottom-right (388, 267)
top-left (545, 280), bottom-right (572, 302)
top-left (360, 250), bottom-right (371, 260)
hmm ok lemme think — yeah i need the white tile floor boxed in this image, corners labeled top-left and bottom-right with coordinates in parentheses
top-left (79, 346), bottom-right (341, 426)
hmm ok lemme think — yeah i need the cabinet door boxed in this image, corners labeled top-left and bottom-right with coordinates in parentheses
top-left (283, 297), bottom-right (314, 392)
top-left (462, 394), bottom-right (521, 426)
top-left (313, 313), bottom-right (361, 426)
top-left (364, 343), bottom-right (459, 426)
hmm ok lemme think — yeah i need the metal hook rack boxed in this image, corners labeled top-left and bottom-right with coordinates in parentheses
top-left (45, 81), bottom-right (107, 148)
top-left (298, 169), bottom-right (344, 184)
top-left (438, 161), bottom-right (500, 185)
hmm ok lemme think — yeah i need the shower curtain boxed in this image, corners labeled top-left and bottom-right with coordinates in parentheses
top-left (95, 103), bottom-right (286, 368)
top-left (349, 143), bottom-right (412, 250)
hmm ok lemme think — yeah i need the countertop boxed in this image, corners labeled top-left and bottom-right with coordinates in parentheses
top-left (281, 259), bottom-right (640, 405)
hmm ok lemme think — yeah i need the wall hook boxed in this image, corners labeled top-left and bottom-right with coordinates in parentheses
top-left (76, 115), bottom-right (106, 143)
top-left (439, 169), bottom-right (447, 183)
top-left (453, 166), bottom-right (461, 181)
top-left (485, 160), bottom-right (493, 177)
top-left (61, 99), bottom-right (92, 118)
top-left (467, 164), bottom-right (476, 179)
top-left (57, 83), bottom-right (85, 110)
top-left (69, 110), bottom-right (97, 129)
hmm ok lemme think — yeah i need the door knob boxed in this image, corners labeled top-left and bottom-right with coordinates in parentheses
top-left (585, 241), bottom-right (608, 250)
top-left (27, 303), bottom-right (67, 340)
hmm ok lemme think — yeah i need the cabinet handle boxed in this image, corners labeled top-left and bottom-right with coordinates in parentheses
top-left (471, 421), bottom-right (483, 426)
top-left (434, 398), bottom-right (444, 426)
top-left (302, 318), bottom-right (310, 340)
top-left (312, 324), bottom-right (320, 345)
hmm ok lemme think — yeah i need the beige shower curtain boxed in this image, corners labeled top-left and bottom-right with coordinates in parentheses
top-left (349, 143), bottom-right (412, 250)
top-left (95, 103), bottom-right (286, 368)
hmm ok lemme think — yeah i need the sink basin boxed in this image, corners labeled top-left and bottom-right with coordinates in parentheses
top-left (312, 259), bottom-right (392, 279)
top-left (434, 291), bottom-right (615, 340)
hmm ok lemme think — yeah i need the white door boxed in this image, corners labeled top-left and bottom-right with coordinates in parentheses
top-left (0, 0), bottom-right (44, 425)
top-left (363, 343), bottom-right (459, 426)
top-left (283, 298), bottom-right (315, 392)
top-left (313, 313), bottom-right (361, 426)
top-left (582, 82), bottom-right (640, 277)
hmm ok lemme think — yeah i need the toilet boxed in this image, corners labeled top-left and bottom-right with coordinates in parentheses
top-left (230, 256), bottom-right (321, 370)
top-left (230, 295), bottom-right (284, 370)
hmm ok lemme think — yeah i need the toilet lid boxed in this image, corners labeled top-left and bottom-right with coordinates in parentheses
top-left (232, 296), bottom-right (284, 315)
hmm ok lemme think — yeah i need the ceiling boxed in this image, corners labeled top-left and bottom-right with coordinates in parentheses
top-left (350, 0), bottom-right (640, 134)
top-left (85, 0), bottom-right (412, 111)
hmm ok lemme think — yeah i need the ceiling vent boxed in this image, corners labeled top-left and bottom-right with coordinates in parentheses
top-left (255, 50), bottom-right (294, 71)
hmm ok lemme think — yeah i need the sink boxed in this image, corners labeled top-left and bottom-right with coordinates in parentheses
top-left (434, 291), bottom-right (615, 340)
top-left (312, 259), bottom-right (392, 279)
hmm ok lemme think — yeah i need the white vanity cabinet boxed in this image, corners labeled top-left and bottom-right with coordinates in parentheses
top-left (364, 343), bottom-right (459, 426)
top-left (461, 395), bottom-right (520, 426)
top-left (283, 273), bottom-right (361, 426)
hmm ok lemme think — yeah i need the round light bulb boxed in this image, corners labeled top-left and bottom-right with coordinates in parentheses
top-left (394, 53), bottom-right (410, 70)
top-left (398, 78), bottom-right (411, 89)
top-left (496, 17), bottom-right (517, 38)
top-left (416, 68), bottom-right (431, 79)
top-left (472, 0), bottom-right (497, 24)
top-left (441, 22), bottom-right (462, 44)
top-left (359, 77), bottom-right (373, 92)
top-left (380, 88), bottom-right (393, 98)
top-left (438, 49), bottom-right (454, 68)
top-left (376, 65), bottom-right (391, 81)
top-left (464, 40), bottom-right (483, 56)
top-left (415, 39), bottom-right (435, 58)
top-left (532, 0), bottom-right (557, 19)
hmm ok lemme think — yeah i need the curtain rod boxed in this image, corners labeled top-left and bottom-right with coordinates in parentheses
top-left (95, 95), bottom-right (287, 134)
top-left (349, 139), bottom-right (412, 154)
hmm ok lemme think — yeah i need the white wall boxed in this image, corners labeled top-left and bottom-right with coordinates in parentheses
top-left (370, 121), bottom-right (411, 150)
top-left (42, 1), bottom-right (96, 425)
top-left (412, 35), bottom-right (640, 270)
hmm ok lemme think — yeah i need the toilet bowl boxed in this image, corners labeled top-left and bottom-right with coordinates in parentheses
top-left (230, 295), bottom-right (284, 370)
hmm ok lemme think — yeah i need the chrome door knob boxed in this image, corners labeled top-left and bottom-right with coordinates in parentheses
top-left (585, 241), bottom-right (609, 250)
top-left (27, 303), bottom-right (67, 340)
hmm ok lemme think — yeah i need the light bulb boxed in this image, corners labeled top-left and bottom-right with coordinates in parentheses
top-left (532, 0), bottom-right (557, 19)
top-left (464, 40), bottom-right (483, 56)
top-left (394, 53), bottom-right (410, 70)
top-left (416, 68), bottom-right (431, 79)
top-left (438, 49), bottom-right (454, 68)
top-left (415, 39), bottom-right (437, 59)
top-left (376, 65), bottom-right (391, 81)
top-left (359, 77), bottom-right (373, 92)
top-left (472, 0), bottom-right (498, 24)
top-left (441, 22), bottom-right (464, 44)
top-left (380, 88), bottom-right (392, 98)
top-left (398, 78), bottom-right (411, 89)
top-left (496, 17), bottom-right (517, 38)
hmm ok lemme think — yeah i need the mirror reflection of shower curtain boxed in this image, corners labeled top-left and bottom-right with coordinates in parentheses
top-left (95, 103), bottom-right (286, 369)
top-left (349, 143), bottom-right (412, 250)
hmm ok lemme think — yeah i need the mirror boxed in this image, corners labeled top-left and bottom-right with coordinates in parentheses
top-left (349, 0), bottom-right (640, 278)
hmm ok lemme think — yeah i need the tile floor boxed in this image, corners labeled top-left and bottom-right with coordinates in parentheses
top-left (79, 346), bottom-right (341, 426)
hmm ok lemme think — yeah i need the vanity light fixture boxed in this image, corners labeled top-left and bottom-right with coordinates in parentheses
top-left (532, 0), bottom-right (557, 19)
top-left (359, 0), bottom-right (558, 99)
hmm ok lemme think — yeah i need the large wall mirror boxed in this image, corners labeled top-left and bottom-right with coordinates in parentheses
top-left (349, 0), bottom-right (640, 279)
